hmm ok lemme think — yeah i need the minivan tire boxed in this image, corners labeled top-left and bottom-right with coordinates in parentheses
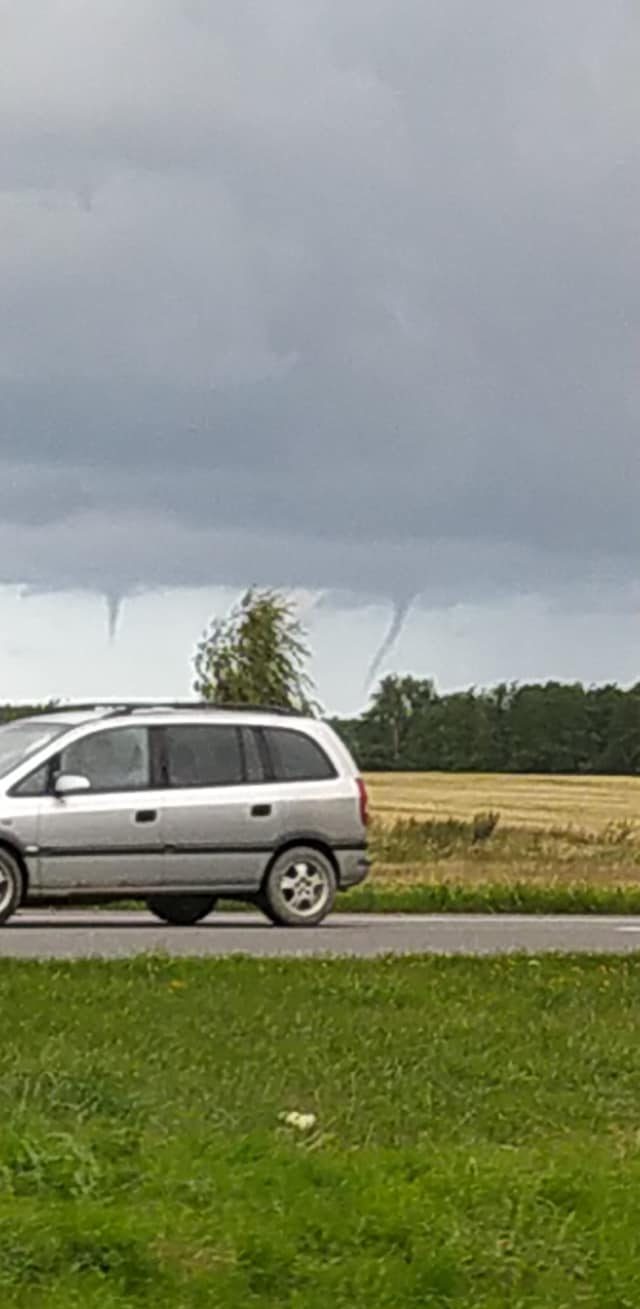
top-left (0, 848), bottom-right (24, 926)
top-left (146, 895), bottom-right (217, 926)
top-left (260, 847), bottom-right (337, 927)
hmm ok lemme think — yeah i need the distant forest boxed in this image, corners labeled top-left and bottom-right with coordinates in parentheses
top-left (332, 677), bottom-right (640, 775)
top-left (4, 677), bottom-right (640, 775)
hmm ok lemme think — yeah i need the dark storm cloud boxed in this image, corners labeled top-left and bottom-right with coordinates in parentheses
top-left (1, 0), bottom-right (639, 640)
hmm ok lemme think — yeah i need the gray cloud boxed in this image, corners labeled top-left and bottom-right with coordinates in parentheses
top-left (1, 0), bottom-right (639, 663)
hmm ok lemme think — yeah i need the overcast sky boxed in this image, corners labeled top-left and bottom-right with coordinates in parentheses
top-left (1, 0), bottom-right (639, 711)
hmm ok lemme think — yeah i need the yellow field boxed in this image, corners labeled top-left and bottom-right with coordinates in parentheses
top-left (363, 772), bottom-right (640, 892)
top-left (366, 772), bottom-right (640, 837)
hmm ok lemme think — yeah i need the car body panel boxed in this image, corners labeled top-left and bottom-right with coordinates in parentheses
top-left (34, 789), bottom-right (167, 890)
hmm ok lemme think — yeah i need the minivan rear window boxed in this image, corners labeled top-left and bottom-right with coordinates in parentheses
top-left (265, 729), bottom-right (336, 782)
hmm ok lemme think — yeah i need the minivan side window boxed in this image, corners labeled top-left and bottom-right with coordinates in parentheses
top-left (59, 727), bottom-right (151, 792)
top-left (12, 762), bottom-right (50, 798)
top-left (265, 729), bottom-right (336, 782)
top-left (165, 725), bottom-right (243, 787)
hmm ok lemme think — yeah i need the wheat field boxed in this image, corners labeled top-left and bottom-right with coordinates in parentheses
top-left (366, 771), bottom-right (640, 837)
top-left (361, 772), bottom-right (640, 895)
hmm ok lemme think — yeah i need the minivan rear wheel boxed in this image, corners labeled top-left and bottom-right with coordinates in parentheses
top-left (0, 848), bottom-right (23, 926)
top-left (260, 847), bottom-right (336, 927)
top-left (146, 895), bottom-right (217, 926)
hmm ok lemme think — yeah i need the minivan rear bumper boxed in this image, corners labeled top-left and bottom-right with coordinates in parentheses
top-left (336, 848), bottom-right (371, 889)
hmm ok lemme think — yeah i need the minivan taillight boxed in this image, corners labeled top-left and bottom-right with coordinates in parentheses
top-left (356, 777), bottom-right (369, 827)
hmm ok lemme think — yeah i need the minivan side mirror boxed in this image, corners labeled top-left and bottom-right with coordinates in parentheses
top-left (54, 773), bottom-right (92, 797)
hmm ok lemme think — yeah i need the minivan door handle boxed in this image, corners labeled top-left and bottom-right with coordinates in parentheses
top-left (251, 804), bottom-right (272, 818)
top-left (135, 809), bottom-right (158, 824)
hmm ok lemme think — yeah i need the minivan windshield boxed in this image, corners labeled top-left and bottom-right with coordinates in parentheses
top-left (0, 720), bottom-right (65, 779)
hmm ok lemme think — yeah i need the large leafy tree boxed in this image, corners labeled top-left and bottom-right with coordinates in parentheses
top-left (193, 588), bottom-right (317, 713)
top-left (366, 675), bottom-right (435, 767)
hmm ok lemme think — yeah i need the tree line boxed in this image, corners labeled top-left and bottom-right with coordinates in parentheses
top-left (332, 676), bottom-right (640, 774)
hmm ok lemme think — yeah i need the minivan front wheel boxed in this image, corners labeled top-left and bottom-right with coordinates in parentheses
top-left (260, 848), bottom-right (337, 927)
top-left (0, 848), bottom-right (23, 926)
top-left (146, 895), bottom-right (217, 926)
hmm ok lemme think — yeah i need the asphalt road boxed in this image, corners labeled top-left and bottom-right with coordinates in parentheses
top-left (2, 910), bottom-right (640, 959)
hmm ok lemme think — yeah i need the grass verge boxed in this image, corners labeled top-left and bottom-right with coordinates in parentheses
top-left (340, 881), bottom-right (640, 914)
top-left (3, 955), bottom-right (640, 1305)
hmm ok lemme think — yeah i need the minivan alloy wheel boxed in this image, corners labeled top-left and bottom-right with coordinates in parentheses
top-left (281, 862), bottom-right (330, 916)
top-left (260, 847), bottom-right (337, 927)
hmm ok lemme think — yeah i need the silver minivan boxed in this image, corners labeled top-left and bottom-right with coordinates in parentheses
top-left (0, 703), bottom-right (370, 927)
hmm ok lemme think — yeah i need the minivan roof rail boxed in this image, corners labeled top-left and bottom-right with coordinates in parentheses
top-left (52, 700), bottom-right (306, 718)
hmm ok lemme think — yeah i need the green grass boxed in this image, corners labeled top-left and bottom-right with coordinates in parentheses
top-left (341, 881), bottom-right (640, 914)
top-left (3, 955), bottom-right (640, 1304)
